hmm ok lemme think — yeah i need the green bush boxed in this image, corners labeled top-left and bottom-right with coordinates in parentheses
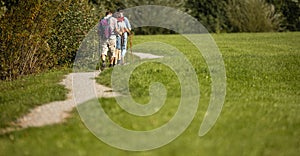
top-left (48, 0), bottom-right (99, 67)
top-left (185, 0), bottom-right (229, 33)
top-left (0, 0), bottom-right (100, 80)
top-left (226, 0), bottom-right (284, 32)
top-left (0, 0), bottom-right (61, 80)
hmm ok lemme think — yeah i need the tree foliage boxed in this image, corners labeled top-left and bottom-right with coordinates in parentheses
top-left (281, 0), bottom-right (300, 31)
top-left (0, 0), bottom-right (299, 80)
top-left (226, 0), bottom-right (284, 32)
top-left (0, 0), bottom-right (62, 80)
top-left (185, 0), bottom-right (228, 33)
top-left (0, 0), bottom-right (99, 80)
top-left (48, 0), bottom-right (99, 67)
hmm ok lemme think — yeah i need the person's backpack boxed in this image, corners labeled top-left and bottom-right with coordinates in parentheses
top-left (98, 17), bottom-right (111, 39)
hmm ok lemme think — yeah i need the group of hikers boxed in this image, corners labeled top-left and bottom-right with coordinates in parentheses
top-left (98, 8), bottom-right (132, 70)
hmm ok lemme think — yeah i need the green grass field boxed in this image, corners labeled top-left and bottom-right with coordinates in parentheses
top-left (0, 32), bottom-right (299, 156)
top-left (0, 70), bottom-right (69, 128)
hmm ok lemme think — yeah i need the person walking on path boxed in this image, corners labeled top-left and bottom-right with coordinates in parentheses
top-left (98, 10), bottom-right (122, 70)
top-left (117, 8), bottom-right (132, 65)
top-left (115, 11), bottom-right (127, 65)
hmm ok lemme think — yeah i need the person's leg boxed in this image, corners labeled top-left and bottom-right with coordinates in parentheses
top-left (116, 50), bottom-right (121, 65)
top-left (121, 33), bottom-right (128, 64)
top-left (108, 38), bottom-right (117, 67)
top-left (100, 39), bottom-right (109, 69)
top-left (114, 49), bottom-right (121, 66)
top-left (115, 35), bottom-right (121, 65)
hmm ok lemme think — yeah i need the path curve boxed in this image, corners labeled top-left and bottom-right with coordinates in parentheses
top-left (15, 72), bottom-right (120, 128)
top-left (1, 52), bottom-right (162, 133)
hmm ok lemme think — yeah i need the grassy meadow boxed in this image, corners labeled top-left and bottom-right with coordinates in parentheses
top-left (0, 70), bottom-right (69, 128)
top-left (0, 32), bottom-right (299, 156)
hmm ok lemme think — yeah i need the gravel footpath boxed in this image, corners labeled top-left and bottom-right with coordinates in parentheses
top-left (16, 72), bottom-right (120, 128)
top-left (1, 72), bottom-right (117, 131)
top-left (133, 52), bottom-right (164, 59)
top-left (1, 53), bottom-right (162, 133)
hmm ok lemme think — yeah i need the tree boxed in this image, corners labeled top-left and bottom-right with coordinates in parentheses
top-left (266, 0), bottom-right (300, 31)
top-left (0, 0), bottom-right (18, 11)
top-left (0, 0), bottom-right (66, 80)
top-left (0, 0), bottom-right (99, 80)
top-left (226, 0), bottom-right (284, 32)
top-left (49, 0), bottom-right (99, 67)
top-left (281, 0), bottom-right (300, 31)
top-left (89, 0), bottom-right (186, 35)
top-left (185, 0), bottom-right (228, 33)
top-left (89, 0), bottom-right (125, 12)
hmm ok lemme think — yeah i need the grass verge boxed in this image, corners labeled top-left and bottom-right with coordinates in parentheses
top-left (0, 69), bottom-right (69, 128)
top-left (0, 33), bottom-right (299, 156)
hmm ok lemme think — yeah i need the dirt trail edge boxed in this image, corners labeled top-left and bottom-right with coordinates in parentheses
top-left (16, 72), bottom-right (120, 128)
top-left (0, 52), bottom-right (162, 133)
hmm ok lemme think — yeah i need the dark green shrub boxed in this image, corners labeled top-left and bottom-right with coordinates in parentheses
top-left (185, 0), bottom-right (228, 33)
top-left (0, 0), bottom-right (100, 80)
top-left (226, 0), bottom-right (284, 32)
top-left (49, 0), bottom-right (100, 68)
top-left (0, 0), bottom-right (62, 80)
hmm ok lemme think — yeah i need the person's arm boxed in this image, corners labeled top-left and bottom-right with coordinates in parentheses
top-left (124, 17), bottom-right (131, 33)
top-left (111, 18), bottom-right (122, 36)
top-left (115, 26), bottom-right (122, 36)
top-left (124, 17), bottom-right (131, 30)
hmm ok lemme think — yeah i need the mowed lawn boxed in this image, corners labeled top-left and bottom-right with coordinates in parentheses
top-left (0, 32), bottom-right (299, 156)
